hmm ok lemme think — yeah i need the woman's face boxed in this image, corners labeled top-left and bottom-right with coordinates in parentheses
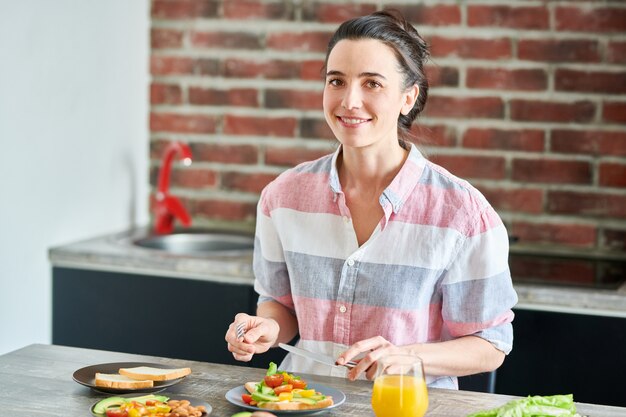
top-left (323, 39), bottom-right (418, 150)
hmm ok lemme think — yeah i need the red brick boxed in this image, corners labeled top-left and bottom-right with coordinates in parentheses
top-left (599, 162), bottom-right (626, 188)
top-left (411, 124), bottom-right (457, 147)
top-left (266, 147), bottom-right (332, 167)
top-left (303, 3), bottom-right (377, 23)
top-left (150, 113), bottom-right (217, 134)
top-left (389, 4), bottom-right (461, 26)
top-left (151, 56), bottom-right (219, 76)
top-left (223, 0), bottom-right (294, 20)
top-left (468, 5), bottom-right (549, 29)
top-left (429, 36), bottom-right (511, 60)
top-left (221, 171), bottom-right (278, 193)
top-left (189, 87), bottom-right (258, 107)
top-left (190, 31), bottom-right (262, 49)
top-left (151, 83), bottom-right (183, 105)
top-left (151, 0), bottom-right (218, 19)
top-left (265, 89), bottom-right (323, 110)
top-left (518, 39), bottom-right (600, 63)
top-left (267, 32), bottom-right (332, 53)
top-left (601, 228), bottom-right (626, 252)
top-left (556, 6), bottom-right (626, 33)
top-left (300, 118), bottom-right (335, 140)
top-left (551, 129), bottom-right (626, 157)
top-left (480, 187), bottom-right (544, 214)
top-left (463, 128), bottom-right (544, 152)
top-left (467, 68), bottom-right (547, 91)
top-left (425, 65), bottom-right (459, 88)
top-left (511, 221), bottom-right (596, 248)
top-left (190, 143), bottom-right (258, 164)
top-left (428, 154), bottom-right (505, 180)
top-left (425, 96), bottom-right (504, 119)
top-left (512, 158), bottom-right (592, 185)
top-left (603, 102), bottom-right (626, 123)
top-left (607, 41), bottom-right (626, 64)
top-left (300, 60), bottom-right (325, 81)
top-left (222, 58), bottom-right (300, 79)
top-left (224, 115), bottom-right (297, 137)
top-left (151, 28), bottom-right (183, 49)
top-left (510, 100), bottom-right (595, 123)
top-left (169, 168), bottom-right (218, 189)
top-left (548, 191), bottom-right (626, 219)
top-left (509, 255), bottom-right (595, 285)
top-left (555, 69), bottom-right (626, 94)
top-left (191, 199), bottom-right (257, 221)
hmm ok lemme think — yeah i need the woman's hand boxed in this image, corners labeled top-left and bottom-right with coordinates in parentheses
top-left (337, 336), bottom-right (407, 381)
top-left (225, 312), bottom-right (280, 362)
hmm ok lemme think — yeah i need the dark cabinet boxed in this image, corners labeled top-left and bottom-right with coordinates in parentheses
top-left (52, 267), bottom-right (286, 369)
top-left (495, 308), bottom-right (626, 407)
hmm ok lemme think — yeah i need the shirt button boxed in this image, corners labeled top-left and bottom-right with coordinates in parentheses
top-left (347, 258), bottom-right (355, 267)
top-left (343, 216), bottom-right (350, 224)
top-left (339, 305), bottom-right (347, 313)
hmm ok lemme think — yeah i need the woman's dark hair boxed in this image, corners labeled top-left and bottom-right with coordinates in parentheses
top-left (324, 9), bottom-right (430, 147)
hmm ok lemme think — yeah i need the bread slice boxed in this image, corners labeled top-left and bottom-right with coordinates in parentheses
top-left (118, 366), bottom-right (191, 381)
top-left (259, 397), bottom-right (334, 411)
top-left (95, 373), bottom-right (154, 389)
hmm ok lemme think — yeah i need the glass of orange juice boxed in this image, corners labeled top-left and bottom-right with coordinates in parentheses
top-left (371, 354), bottom-right (428, 417)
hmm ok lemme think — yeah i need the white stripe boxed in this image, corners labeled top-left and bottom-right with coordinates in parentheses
top-left (446, 223), bottom-right (510, 284)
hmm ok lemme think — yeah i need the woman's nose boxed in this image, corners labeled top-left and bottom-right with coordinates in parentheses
top-left (341, 85), bottom-right (362, 109)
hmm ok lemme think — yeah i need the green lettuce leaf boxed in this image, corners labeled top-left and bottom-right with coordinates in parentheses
top-left (467, 394), bottom-right (582, 417)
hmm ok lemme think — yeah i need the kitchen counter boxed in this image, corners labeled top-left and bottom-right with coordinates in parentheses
top-left (49, 228), bottom-right (626, 318)
top-left (1, 343), bottom-right (624, 417)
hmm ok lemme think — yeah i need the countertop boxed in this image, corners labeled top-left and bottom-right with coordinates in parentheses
top-left (49, 228), bottom-right (626, 318)
top-left (2, 343), bottom-right (624, 417)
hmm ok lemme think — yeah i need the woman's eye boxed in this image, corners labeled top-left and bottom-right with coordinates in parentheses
top-left (366, 80), bottom-right (382, 89)
top-left (327, 78), bottom-right (343, 87)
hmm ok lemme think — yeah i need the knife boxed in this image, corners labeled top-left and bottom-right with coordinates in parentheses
top-left (278, 343), bottom-right (357, 369)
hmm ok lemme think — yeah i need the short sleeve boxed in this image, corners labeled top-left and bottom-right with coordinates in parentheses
top-left (440, 206), bottom-right (518, 354)
top-left (253, 186), bottom-right (295, 311)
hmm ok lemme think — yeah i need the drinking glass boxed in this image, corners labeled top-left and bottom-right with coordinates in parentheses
top-left (371, 354), bottom-right (428, 417)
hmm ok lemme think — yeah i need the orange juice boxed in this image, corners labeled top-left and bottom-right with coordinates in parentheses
top-left (371, 374), bottom-right (428, 417)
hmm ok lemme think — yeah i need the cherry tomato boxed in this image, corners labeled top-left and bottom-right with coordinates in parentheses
top-left (105, 409), bottom-right (128, 417)
top-left (273, 384), bottom-right (293, 395)
top-left (264, 374), bottom-right (284, 388)
top-left (291, 379), bottom-right (307, 389)
top-left (145, 400), bottom-right (156, 406)
top-left (242, 393), bottom-right (253, 404)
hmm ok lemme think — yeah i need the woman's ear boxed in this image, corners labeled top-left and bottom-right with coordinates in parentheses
top-left (401, 84), bottom-right (419, 115)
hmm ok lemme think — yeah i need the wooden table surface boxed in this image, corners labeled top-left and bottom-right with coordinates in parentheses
top-left (1, 344), bottom-right (623, 417)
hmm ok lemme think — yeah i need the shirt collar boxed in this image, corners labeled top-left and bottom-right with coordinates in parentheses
top-left (328, 143), bottom-right (426, 214)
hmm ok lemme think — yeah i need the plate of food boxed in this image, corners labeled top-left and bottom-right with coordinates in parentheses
top-left (225, 362), bottom-right (345, 416)
top-left (73, 362), bottom-right (191, 394)
top-left (90, 393), bottom-right (211, 417)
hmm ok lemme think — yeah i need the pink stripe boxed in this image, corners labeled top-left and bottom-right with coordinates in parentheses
top-left (446, 310), bottom-right (515, 338)
top-left (394, 183), bottom-right (501, 236)
top-left (295, 296), bottom-right (443, 346)
top-left (274, 294), bottom-right (295, 310)
top-left (261, 170), bottom-right (341, 217)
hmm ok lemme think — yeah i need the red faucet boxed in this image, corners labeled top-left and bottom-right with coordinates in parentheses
top-left (153, 141), bottom-right (193, 234)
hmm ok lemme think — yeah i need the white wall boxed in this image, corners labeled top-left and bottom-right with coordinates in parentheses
top-left (0, 0), bottom-right (150, 354)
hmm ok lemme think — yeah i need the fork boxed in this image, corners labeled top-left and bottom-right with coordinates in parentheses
top-left (235, 322), bottom-right (246, 340)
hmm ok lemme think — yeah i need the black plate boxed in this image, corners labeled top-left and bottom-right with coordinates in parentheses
top-left (225, 382), bottom-right (346, 416)
top-left (73, 362), bottom-right (188, 394)
top-left (90, 393), bottom-right (212, 416)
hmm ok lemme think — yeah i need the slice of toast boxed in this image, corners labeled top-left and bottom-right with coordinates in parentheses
top-left (95, 373), bottom-right (154, 389)
top-left (118, 366), bottom-right (191, 381)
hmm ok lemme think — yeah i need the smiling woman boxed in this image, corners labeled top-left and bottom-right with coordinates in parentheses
top-left (225, 9), bottom-right (517, 392)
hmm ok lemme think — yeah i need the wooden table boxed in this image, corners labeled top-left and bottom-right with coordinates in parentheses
top-left (1, 344), bottom-right (623, 416)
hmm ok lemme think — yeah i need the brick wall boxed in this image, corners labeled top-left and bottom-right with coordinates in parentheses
top-left (149, 0), bottom-right (626, 258)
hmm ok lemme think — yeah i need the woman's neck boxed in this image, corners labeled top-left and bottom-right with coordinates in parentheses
top-left (338, 141), bottom-right (409, 197)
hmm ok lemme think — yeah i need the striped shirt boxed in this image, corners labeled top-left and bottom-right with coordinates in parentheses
top-left (253, 144), bottom-right (518, 389)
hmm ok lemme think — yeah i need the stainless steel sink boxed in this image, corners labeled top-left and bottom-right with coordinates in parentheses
top-left (132, 231), bottom-right (254, 256)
